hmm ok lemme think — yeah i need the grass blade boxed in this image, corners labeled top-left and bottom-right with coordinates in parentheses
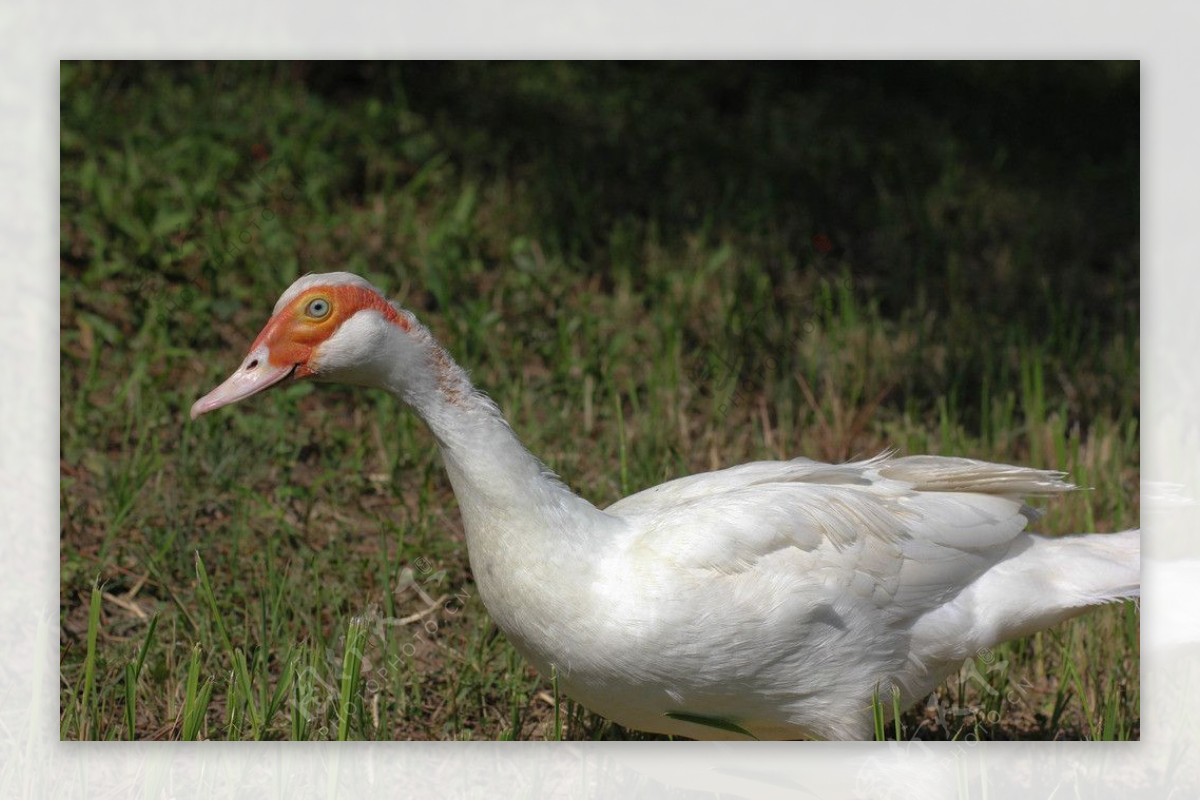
top-left (291, 654), bottom-right (312, 742)
top-left (131, 613), bottom-right (159, 683)
top-left (262, 649), bottom-right (296, 737)
top-left (79, 579), bottom-right (103, 740)
top-left (124, 613), bottom-right (159, 740)
top-left (892, 684), bottom-right (904, 742)
top-left (232, 648), bottom-right (261, 738)
top-left (664, 711), bottom-right (757, 740)
top-left (182, 643), bottom-right (213, 741)
top-left (871, 686), bottom-right (886, 742)
top-left (552, 665), bottom-right (561, 741)
top-left (337, 619), bottom-right (368, 741)
top-left (193, 552), bottom-right (235, 659)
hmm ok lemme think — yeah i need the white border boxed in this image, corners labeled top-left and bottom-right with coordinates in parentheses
top-left (6, 1), bottom-right (1199, 797)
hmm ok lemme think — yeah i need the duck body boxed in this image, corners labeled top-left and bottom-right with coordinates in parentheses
top-left (459, 453), bottom-right (1137, 740)
top-left (192, 272), bottom-right (1140, 740)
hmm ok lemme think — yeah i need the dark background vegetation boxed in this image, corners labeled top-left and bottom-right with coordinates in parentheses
top-left (60, 61), bottom-right (1139, 740)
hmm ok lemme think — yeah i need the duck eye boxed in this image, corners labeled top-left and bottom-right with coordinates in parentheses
top-left (306, 298), bottom-right (330, 319)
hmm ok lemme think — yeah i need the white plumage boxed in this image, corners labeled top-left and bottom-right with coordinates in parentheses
top-left (192, 272), bottom-right (1140, 740)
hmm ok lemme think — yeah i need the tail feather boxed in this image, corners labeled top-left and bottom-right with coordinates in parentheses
top-left (1063, 527), bottom-right (1141, 603)
top-left (919, 528), bottom-right (1141, 658)
top-left (989, 528), bottom-right (1140, 643)
top-left (880, 455), bottom-right (1075, 498)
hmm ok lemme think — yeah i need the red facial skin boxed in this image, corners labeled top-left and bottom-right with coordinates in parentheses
top-left (191, 282), bottom-right (408, 419)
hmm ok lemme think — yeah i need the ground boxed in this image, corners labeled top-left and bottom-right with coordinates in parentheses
top-left (60, 61), bottom-right (1139, 740)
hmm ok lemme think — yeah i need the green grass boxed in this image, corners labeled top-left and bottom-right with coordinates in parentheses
top-left (60, 61), bottom-right (1139, 741)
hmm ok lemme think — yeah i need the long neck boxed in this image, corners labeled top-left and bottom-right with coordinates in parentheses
top-left (379, 319), bottom-right (611, 565)
top-left (373, 315), bottom-right (623, 674)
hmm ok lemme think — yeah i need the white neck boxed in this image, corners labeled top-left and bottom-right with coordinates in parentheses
top-left (375, 316), bottom-right (614, 639)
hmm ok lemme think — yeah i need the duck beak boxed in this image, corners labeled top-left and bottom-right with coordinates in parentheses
top-left (190, 345), bottom-right (296, 420)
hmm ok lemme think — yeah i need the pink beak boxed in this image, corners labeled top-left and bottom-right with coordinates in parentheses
top-left (190, 345), bottom-right (297, 420)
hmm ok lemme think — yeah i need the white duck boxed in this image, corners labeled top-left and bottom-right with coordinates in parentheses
top-left (191, 272), bottom-right (1140, 740)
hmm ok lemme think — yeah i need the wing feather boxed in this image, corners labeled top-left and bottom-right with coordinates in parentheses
top-left (607, 453), bottom-right (1072, 619)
